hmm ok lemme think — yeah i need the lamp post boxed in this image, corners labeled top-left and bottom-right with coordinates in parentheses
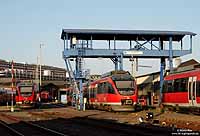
top-left (39, 44), bottom-right (44, 92)
top-left (11, 60), bottom-right (14, 112)
top-left (123, 50), bottom-right (143, 78)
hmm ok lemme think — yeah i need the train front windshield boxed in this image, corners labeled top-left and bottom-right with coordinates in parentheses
top-left (20, 86), bottom-right (33, 97)
top-left (115, 81), bottom-right (135, 96)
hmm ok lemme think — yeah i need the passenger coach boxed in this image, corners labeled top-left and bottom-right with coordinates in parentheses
top-left (162, 70), bottom-right (200, 110)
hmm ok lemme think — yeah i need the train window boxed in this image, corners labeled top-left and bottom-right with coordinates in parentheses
top-left (91, 88), bottom-right (94, 98)
top-left (167, 80), bottom-right (173, 92)
top-left (173, 78), bottom-right (188, 92)
top-left (114, 81), bottom-right (134, 96)
top-left (97, 83), bottom-right (103, 94)
top-left (107, 83), bottom-right (115, 94)
top-left (196, 81), bottom-right (200, 97)
top-left (162, 81), bottom-right (168, 93)
top-left (115, 81), bottom-right (134, 89)
top-left (103, 82), bottom-right (107, 93)
top-left (97, 83), bottom-right (107, 94)
top-left (174, 79), bottom-right (181, 92)
top-left (94, 87), bottom-right (97, 98)
top-left (180, 78), bottom-right (188, 92)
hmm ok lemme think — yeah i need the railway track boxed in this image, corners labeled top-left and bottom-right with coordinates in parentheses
top-left (34, 116), bottom-right (172, 136)
top-left (66, 117), bottom-right (172, 136)
top-left (37, 102), bottom-right (67, 109)
top-left (0, 111), bottom-right (173, 136)
top-left (0, 113), bottom-right (66, 136)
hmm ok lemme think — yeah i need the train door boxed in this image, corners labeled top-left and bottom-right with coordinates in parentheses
top-left (188, 77), bottom-right (197, 106)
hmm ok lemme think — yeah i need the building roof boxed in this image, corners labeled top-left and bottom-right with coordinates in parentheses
top-left (177, 59), bottom-right (199, 68)
top-left (61, 29), bottom-right (196, 41)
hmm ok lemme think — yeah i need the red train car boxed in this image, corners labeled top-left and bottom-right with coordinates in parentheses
top-left (66, 87), bottom-right (73, 105)
top-left (40, 91), bottom-right (50, 102)
top-left (162, 70), bottom-right (200, 110)
top-left (0, 88), bottom-right (16, 105)
top-left (85, 70), bottom-right (138, 111)
top-left (15, 81), bottom-right (37, 108)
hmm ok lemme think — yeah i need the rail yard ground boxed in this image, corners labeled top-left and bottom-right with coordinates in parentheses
top-left (0, 104), bottom-right (199, 136)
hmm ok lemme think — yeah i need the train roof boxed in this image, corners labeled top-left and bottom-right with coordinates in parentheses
top-left (165, 69), bottom-right (200, 79)
top-left (101, 70), bottom-right (131, 78)
top-left (101, 70), bottom-right (134, 81)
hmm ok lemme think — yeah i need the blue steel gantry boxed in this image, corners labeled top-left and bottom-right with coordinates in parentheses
top-left (61, 29), bottom-right (196, 110)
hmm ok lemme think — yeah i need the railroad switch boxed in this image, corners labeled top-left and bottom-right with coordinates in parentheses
top-left (146, 112), bottom-right (154, 121)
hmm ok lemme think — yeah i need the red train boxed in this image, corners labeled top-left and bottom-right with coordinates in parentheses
top-left (40, 91), bottom-right (54, 102)
top-left (40, 91), bottom-right (49, 102)
top-left (15, 81), bottom-right (37, 108)
top-left (68, 70), bottom-right (138, 111)
top-left (162, 70), bottom-right (200, 110)
top-left (0, 88), bottom-right (16, 105)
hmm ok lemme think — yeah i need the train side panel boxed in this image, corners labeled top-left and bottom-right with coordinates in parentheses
top-left (162, 70), bottom-right (200, 109)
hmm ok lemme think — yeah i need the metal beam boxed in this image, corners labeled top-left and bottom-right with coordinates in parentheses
top-left (119, 54), bottom-right (123, 70)
top-left (159, 59), bottom-right (165, 105)
top-left (108, 40), bottom-right (110, 49)
top-left (63, 49), bottom-right (190, 58)
top-left (159, 40), bottom-right (165, 106)
top-left (63, 35), bottom-right (66, 50)
top-left (64, 59), bottom-right (72, 84)
top-left (79, 79), bottom-right (83, 110)
top-left (181, 39), bottom-right (183, 50)
top-left (90, 35), bottom-right (93, 48)
top-left (110, 57), bottom-right (119, 70)
top-left (66, 34), bottom-right (69, 49)
top-left (134, 40), bottom-right (149, 50)
top-left (115, 57), bottom-right (118, 70)
top-left (190, 35), bottom-right (192, 53)
top-left (114, 36), bottom-right (116, 50)
top-left (169, 37), bottom-right (173, 72)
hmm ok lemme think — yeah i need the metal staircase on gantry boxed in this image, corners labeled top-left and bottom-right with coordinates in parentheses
top-left (64, 39), bottom-right (89, 110)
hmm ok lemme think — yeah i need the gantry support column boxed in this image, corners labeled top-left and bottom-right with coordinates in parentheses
top-left (75, 58), bottom-right (79, 77)
top-left (159, 40), bottom-right (165, 106)
top-left (64, 58), bottom-right (77, 107)
top-left (64, 34), bottom-right (68, 50)
top-left (114, 57), bottom-right (118, 71)
top-left (79, 78), bottom-right (83, 110)
top-left (75, 56), bottom-right (84, 110)
top-left (169, 37), bottom-right (173, 72)
top-left (190, 35), bottom-right (193, 53)
top-left (119, 53), bottom-right (123, 70)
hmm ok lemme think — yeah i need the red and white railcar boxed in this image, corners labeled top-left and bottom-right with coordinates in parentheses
top-left (15, 81), bottom-right (37, 108)
top-left (162, 70), bottom-right (200, 109)
top-left (85, 70), bottom-right (138, 111)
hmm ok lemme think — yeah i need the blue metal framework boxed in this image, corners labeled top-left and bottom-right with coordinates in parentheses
top-left (61, 29), bottom-right (196, 109)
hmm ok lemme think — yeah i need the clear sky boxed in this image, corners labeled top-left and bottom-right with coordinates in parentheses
top-left (0, 0), bottom-right (200, 75)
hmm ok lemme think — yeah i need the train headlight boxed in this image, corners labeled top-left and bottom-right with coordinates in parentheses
top-left (125, 99), bottom-right (133, 105)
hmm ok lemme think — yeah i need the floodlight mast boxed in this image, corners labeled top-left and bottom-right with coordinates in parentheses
top-left (123, 51), bottom-right (143, 78)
